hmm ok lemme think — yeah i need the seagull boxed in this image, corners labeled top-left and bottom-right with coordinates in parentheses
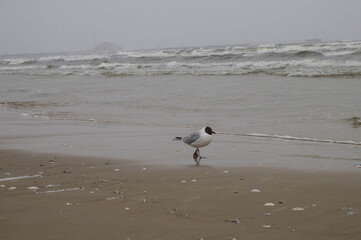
top-left (174, 126), bottom-right (216, 166)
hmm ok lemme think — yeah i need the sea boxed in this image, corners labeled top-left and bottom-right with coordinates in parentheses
top-left (1, 40), bottom-right (361, 170)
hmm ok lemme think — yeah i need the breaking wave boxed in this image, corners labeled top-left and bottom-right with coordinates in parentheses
top-left (1, 40), bottom-right (361, 77)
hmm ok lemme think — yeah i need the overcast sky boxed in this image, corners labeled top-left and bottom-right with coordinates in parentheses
top-left (1, 0), bottom-right (361, 55)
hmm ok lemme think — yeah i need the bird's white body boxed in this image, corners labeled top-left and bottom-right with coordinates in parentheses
top-left (186, 127), bottom-right (213, 148)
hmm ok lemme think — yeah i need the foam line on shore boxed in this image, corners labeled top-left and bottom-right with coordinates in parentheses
top-left (0, 175), bottom-right (43, 182)
top-left (218, 132), bottom-right (361, 146)
top-left (36, 187), bottom-right (83, 194)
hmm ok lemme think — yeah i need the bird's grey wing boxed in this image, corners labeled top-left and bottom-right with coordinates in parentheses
top-left (182, 131), bottom-right (200, 145)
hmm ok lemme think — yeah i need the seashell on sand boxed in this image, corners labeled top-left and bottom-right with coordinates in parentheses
top-left (292, 207), bottom-right (305, 211)
top-left (264, 202), bottom-right (275, 207)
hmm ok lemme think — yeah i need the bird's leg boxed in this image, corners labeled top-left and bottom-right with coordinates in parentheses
top-left (198, 149), bottom-right (206, 160)
top-left (193, 149), bottom-right (199, 163)
top-left (198, 151), bottom-right (207, 166)
top-left (196, 149), bottom-right (207, 166)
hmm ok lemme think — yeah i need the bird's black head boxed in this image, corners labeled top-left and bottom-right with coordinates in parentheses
top-left (205, 126), bottom-right (216, 135)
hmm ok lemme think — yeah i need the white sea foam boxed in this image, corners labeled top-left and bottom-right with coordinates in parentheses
top-left (0, 65), bottom-right (48, 71)
top-left (0, 175), bottom-right (43, 182)
top-left (218, 132), bottom-right (361, 146)
top-left (36, 187), bottom-right (82, 194)
top-left (59, 64), bottom-right (95, 70)
top-left (38, 53), bottom-right (111, 62)
top-left (118, 50), bottom-right (178, 58)
top-left (98, 62), bottom-right (121, 69)
top-left (1, 58), bottom-right (35, 65)
top-left (45, 184), bottom-right (61, 188)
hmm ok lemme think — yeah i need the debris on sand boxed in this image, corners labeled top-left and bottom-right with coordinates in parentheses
top-left (348, 116), bottom-right (361, 127)
top-left (251, 189), bottom-right (261, 193)
top-left (169, 208), bottom-right (190, 219)
top-left (224, 219), bottom-right (240, 224)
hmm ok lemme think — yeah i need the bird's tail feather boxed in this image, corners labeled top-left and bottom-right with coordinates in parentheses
top-left (173, 137), bottom-right (182, 141)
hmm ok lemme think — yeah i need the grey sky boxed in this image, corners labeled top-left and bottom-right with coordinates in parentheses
top-left (1, 0), bottom-right (361, 55)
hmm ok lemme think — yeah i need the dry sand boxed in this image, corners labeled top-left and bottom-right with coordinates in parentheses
top-left (0, 149), bottom-right (360, 240)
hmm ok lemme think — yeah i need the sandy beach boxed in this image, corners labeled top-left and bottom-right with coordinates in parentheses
top-left (1, 149), bottom-right (360, 240)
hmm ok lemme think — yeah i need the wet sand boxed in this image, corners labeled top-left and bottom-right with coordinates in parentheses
top-left (0, 149), bottom-right (360, 240)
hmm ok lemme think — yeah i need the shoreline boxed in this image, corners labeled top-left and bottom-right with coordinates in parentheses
top-left (1, 149), bottom-right (360, 240)
top-left (1, 108), bottom-right (360, 172)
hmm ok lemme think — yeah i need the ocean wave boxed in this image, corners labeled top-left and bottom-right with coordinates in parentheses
top-left (0, 65), bottom-right (50, 72)
top-left (1, 40), bottom-right (360, 77)
top-left (59, 64), bottom-right (96, 70)
top-left (38, 53), bottom-right (111, 62)
top-left (0, 53), bottom-right (112, 66)
top-left (1, 59), bottom-right (361, 77)
top-left (0, 58), bottom-right (38, 65)
top-left (83, 40), bottom-right (361, 61)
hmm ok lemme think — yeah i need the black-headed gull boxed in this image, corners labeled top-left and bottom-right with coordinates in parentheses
top-left (174, 126), bottom-right (216, 166)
